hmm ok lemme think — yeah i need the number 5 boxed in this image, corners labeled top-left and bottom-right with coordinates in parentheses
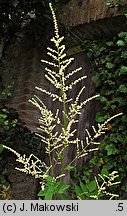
top-left (118, 203), bottom-right (123, 211)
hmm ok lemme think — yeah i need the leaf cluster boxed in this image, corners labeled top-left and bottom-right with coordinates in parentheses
top-left (0, 106), bottom-right (43, 199)
top-left (0, 0), bottom-right (58, 43)
top-left (83, 31), bottom-right (127, 199)
top-left (106, 0), bottom-right (127, 8)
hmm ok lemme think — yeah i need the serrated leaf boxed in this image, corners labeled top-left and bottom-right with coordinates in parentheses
top-left (58, 184), bottom-right (70, 194)
top-left (74, 184), bottom-right (86, 199)
top-left (87, 180), bottom-right (97, 193)
top-left (80, 181), bottom-right (87, 192)
top-left (75, 185), bottom-right (82, 195)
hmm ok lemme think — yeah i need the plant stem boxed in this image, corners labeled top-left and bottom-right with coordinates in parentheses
top-left (57, 46), bottom-right (68, 176)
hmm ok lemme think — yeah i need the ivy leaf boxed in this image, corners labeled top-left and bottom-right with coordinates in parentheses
top-left (116, 40), bottom-right (125, 46)
top-left (118, 84), bottom-right (127, 93)
top-left (96, 113), bottom-right (108, 123)
top-left (100, 96), bottom-right (107, 102)
top-left (96, 115), bottom-right (105, 123)
top-left (119, 66), bottom-right (127, 74)
top-left (106, 62), bottom-right (115, 69)
top-left (106, 41), bottom-right (114, 46)
top-left (121, 51), bottom-right (127, 59)
top-left (0, 114), bottom-right (7, 119)
top-left (122, 115), bottom-right (127, 122)
top-left (91, 75), bottom-right (100, 84)
top-left (118, 32), bottom-right (127, 38)
top-left (0, 144), bottom-right (3, 154)
top-left (109, 134), bottom-right (118, 143)
top-left (105, 144), bottom-right (119, 156)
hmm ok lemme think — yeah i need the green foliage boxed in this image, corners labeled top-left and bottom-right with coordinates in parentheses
top-left (72, 167), bottom-right (120, 200)
top-left (38, 176), bottom-right (70, 200)
top-left (0, 0), bottom-right (59, 43)
top-left (0, 184), bottom-right (10, 200)
top-left (0, 144), bottom-right (3, 154)
top-left (2, 3), bottom-right (122, 200)
top-left (84, 30), bottom-right (127, 199)
top-left (0, 106), bottom-right (43, 199)
top-left (0, 83), bottom-right (14, 100)
top-left (106, 0), bottom-right (126, 8)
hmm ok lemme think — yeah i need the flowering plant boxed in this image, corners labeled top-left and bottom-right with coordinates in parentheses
top-left (3, 3), bottom-right (122, 199)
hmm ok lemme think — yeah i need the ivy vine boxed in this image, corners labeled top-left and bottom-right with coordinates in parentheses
top-left (79, 31), bottom-right (127, 199)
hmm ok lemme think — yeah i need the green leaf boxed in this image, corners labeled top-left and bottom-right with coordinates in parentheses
top-left (106, 62), bottom-right (115, 69)
top-left (75, 185), bottom-right (82, 195)
top-left (0, 144), bottom-right (3, 154)
top-left (45, 193), bottom-right (53, 200)
top-left (65, 165), bottom-right (74, 171)
top-left (121, 51), bottom-right (127, 59)
top-left (118, 84), bottom-right (127, 93)
top-left (109, 134), bottom-right (118, 143)
top-left (59, 194), bottom-right (72, 200)
top-left (105, 144), bottom-right (119, 156)
top-left (116, 40), bottom-right (125, 46)
top-left (74, 185), bottom-right (86, 199)
top-left (80, 181), bottom-right (87, 192)
top-left (87, 180), bottom-right (97, 193)
top-left (106, 41), bottom-right (114, 46)
top-left (47, 175), bottom-right (53, 183)
top-left (118, 32), bottom-right (127, 38)
top-left (37, 190), bottom-right (46, 197)
top-left (120, 66), bottom-right (127, 74)
top-left (91, 75), bottom-right (100, 84)
top-left (100, 96), bottom-right (107, 102)
top-left (43, 185), bottom-right (57, 200)
top-left (58, 184), bottom-right (70, 194)
top-left (0, 114), bottom-right (7, 119)
top-left (124, 36), bottom-right (127, 43)
top-left (96, 113), bottom-right (107, 123)
top-left (122, 115), bottom-right (127, 122)
top-left (101, 167), bottom-right (109, 176)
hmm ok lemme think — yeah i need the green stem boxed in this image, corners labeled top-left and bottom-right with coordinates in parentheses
top-left (57, 47), bottom-right (68, 177)
top-left (49, 150), bottom-right (54, 177)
